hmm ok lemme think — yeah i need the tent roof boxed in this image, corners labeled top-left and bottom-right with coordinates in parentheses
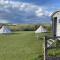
top-left (35, 26), bottom-right (47, 33)
top-left (0, 26), bottom-right (11, 34)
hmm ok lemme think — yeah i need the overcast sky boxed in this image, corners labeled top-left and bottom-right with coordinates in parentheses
top-left (0, 0), bottom-right (60, 24)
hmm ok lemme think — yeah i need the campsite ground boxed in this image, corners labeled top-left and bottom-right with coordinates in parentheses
top-left (0, 31), bottom-right (60, 60)
top-left (0, 31), bottom-right (44, 60)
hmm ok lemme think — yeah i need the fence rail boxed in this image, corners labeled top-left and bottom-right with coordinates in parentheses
top-left (44, 36), bottom-right (60, 60)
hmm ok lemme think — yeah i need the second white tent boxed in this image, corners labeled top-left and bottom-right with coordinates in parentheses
top-left (35, 26), bottom-right (47, 33)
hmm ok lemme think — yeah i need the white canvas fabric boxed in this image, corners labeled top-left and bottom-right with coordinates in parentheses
top-left (0, 26), bottom-right (11, 33)
top-left (35, 26), bottom-right (47, 33)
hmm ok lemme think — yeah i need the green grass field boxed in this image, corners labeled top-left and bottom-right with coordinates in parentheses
top-left (0, 31), bottom-right (60, 60)
top-left (0, 31), bottom-right (44, 60)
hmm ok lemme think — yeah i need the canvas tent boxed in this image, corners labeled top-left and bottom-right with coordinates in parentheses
top-left (35, 26), bottom-right (47, 33)
top-left (0, 26), bottom-right (11, 34)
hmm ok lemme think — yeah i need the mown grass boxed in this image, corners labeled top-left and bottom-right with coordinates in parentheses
top-left (0, 31), bottom-right (44, 60)
top-left (0, 31), bottom-right (60, 60)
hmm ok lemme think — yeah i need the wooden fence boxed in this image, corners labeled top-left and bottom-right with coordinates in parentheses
top-left (44, 36), bottom-right (60, 60)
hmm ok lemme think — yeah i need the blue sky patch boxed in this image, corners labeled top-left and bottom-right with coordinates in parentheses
top-left (0, 0), bottom-right (60, 24)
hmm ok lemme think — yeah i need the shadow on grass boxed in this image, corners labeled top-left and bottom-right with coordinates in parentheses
top-left (0, 32), bottom-right (21, 36)
top-left (35, 55), bottom-right (43, 60)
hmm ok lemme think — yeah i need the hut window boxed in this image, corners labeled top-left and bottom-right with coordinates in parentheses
top-left (59, 19), bottom-right (60, 23)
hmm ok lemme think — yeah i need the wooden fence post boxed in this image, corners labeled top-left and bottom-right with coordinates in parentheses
top-left (44, 36), bottom-right (48, 60)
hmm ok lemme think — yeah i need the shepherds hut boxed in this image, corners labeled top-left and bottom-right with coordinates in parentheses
top-left (52, 11), bottom-right (60, 37)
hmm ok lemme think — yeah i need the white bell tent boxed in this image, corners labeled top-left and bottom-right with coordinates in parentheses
top-left (0, 26), bottom-right (11, 34)
top-left (35, 26), bottom-right (47, 33)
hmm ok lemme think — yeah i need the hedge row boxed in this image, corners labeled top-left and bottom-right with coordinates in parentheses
top-left (8, 24), bottom-right (51, 32)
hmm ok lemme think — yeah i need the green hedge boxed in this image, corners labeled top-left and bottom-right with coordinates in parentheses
top-left (8, 24), bottom-right (51, 32)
